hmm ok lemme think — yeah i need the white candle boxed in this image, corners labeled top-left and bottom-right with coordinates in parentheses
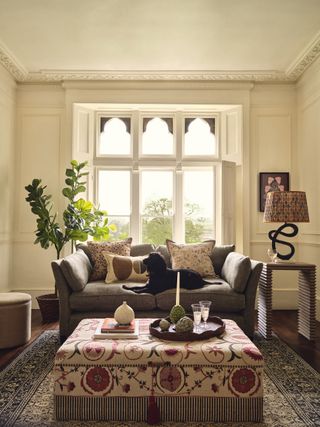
top-left (176, 271), bottom-right (180, 306)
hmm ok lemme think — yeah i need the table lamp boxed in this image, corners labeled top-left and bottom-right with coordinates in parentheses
top-left (263, 191), bottom-right (309, 260)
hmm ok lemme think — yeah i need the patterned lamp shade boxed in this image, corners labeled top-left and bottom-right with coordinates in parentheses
top-left (263, 191), bottom-right (309, 223)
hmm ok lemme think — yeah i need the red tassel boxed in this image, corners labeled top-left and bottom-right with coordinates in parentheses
top-left (147, 395), bottom-right (161, 425)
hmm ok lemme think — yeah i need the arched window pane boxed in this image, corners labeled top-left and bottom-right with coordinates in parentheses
top-left (184, 118), bottom-right (216, 156)
top-left (142, 117), bottom-right (173, 155)
top-left (99, 117), bottom-right (131, 155)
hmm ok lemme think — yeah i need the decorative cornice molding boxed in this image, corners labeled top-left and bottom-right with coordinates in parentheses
top-left (286, 31), bottom-right (320, 80)
top-left (1, 33), bottom-right (320, 83)
top-left (25, 69), bottom-right (292, 82)
top-left (0, 41), bottom-right (28, 81)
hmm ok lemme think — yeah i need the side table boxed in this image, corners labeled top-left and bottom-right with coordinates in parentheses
top-left (258, 262), bottom-right (316, 340)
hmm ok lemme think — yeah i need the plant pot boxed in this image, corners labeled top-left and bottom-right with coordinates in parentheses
top-left (36, 294), bottom-right (59, 323)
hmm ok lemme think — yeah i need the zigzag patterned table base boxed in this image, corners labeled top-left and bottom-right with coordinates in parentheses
top-left (258, 262), bottom-right (316, 341)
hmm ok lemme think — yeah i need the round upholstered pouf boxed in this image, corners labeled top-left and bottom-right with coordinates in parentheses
top-left (0, 293), bottom-right (32, 349)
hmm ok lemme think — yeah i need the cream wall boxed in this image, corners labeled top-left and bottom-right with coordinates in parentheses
top-left (0, 64), bottom-right (16, 293)
top-left (296, 56), bottom-right (320, 319)
top-left (8, 78), bottom-right (319, 318)
top-left (12, 84), bottom-right (66, 305)
top-left (250, 84), bottom-right (298, 309)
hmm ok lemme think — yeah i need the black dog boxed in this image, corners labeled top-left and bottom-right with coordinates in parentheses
top-left (123, 252), bottom-right (204, 295)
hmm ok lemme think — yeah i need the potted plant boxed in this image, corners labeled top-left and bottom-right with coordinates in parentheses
top-left (25, 160), bottom-right (115, 322)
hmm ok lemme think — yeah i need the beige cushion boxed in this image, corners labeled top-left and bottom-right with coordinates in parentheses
top-left (103, 252), bottom-right (148, 283)
top-left (221, 252), bottom-right (251, 293)
top-left (60, 249), bottom-right (92, 291)
top-left (166, 239), bottom-right (216, 277)
top-left (87, 238), bottom-right (132, 281)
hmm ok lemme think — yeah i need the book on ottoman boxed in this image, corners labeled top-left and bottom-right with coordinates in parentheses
top-left (101, 318), bottom-right (135, 333)
top-left (93, 319), bottom-right (139, 339)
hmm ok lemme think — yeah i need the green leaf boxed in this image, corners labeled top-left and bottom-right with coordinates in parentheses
top-left (65, 178), bottom-right (74, 186)
top-left (32, 178), bottom-right (41, 187)
top-left (74, 199), bottom-right (93, 211)
top-left (74, 185), bottom-right (86, 195)
top-left (65, 169), bottom-right (76, 177)
top-left (70, 160), bottom-right (78, 167)
top-left (69, 230), bottom-right (88, 241)
top-left (78, 161), bottom-right (88, 170)
top-left (109, 223), bottom-right (117, 232)
top-left (62, 188), bottom-right (73, 200)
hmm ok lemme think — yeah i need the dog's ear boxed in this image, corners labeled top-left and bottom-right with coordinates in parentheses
top-left (147, 252), bottom-right (167, 274)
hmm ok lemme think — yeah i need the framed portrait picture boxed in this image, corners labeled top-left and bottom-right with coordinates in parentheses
top-left (259, 172), bottom-right (289, 212)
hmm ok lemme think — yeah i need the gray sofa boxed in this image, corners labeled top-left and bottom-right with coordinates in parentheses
top-left (51, 243), bottom-right (263, 341)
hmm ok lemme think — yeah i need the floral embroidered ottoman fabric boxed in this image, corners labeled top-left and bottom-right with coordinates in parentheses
top-left (53, 319), bottom-right (264, 423)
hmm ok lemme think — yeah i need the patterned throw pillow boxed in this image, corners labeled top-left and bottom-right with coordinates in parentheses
top-left (166, 239), bottom-right (217, 277)
top-left (87, 238), bottom-right (132, 281)
top-left (102, 252), bottom-right (148, 284)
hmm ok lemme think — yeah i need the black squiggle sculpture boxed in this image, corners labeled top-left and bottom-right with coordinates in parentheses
top-left (268, 222), bottom-right (298, 260)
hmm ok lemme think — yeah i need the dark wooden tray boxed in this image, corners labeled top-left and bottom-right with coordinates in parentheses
top-left (149, 316), bottom-right (225, 341)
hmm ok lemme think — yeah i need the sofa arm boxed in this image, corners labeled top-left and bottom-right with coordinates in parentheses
top-left (51, 259), bottom-right (72, 341)
top-left (243, 260), bottom-right (263, 337)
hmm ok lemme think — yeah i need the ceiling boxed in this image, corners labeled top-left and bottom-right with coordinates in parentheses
top-left (0, 0), bottom-right (320, 82)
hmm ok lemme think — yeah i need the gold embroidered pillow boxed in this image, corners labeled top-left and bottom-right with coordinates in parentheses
top-left (166, 239), bottom-right (217, 277)
top-left (102, 252), bottom-right (148, 284)
top-left (87, 238), bottom-right (132, 281)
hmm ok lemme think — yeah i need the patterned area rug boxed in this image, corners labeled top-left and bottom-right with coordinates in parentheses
top-left (0, 331), bottom-right (319, 427)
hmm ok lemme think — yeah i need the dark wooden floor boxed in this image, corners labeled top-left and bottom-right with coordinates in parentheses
top-left (1, 310), bottom-right (319, 372)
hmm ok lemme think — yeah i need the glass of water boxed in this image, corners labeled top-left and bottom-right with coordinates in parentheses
top-left (267, 248), bottom-right (278, 263)
top-left (191, 304), bottom-right (202, 332)
top-left (200, 300), bottom-right (212, 328)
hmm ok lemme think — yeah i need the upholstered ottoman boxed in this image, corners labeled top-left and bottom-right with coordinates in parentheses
top-left (53, 318), bottom-right (264, 423)
top-left (0, 292), bottom-right (31, 349)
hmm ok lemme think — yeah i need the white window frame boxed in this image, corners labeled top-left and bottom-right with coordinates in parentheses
top-left (93, 108), bottom-right (222, 244)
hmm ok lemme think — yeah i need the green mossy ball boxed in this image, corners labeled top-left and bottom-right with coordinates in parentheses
top-left (169, 305), bottom-right (186, 324)
top-left (175, 316), bottom-right (194, 333)
top-left (159, 318), bottom-right (171, 331)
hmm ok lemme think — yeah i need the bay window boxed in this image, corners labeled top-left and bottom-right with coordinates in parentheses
top-left (73, 104), bottom-right (238, 245)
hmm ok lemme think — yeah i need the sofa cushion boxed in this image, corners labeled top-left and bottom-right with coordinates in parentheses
top-left (103, 252), bottom-right (148, 283)
top-left (155, 281), bottom-right (245, 312)
top-left (130, 243), bottom-right (155, 257)
top-left (87, 238), bottom-right (133, 281)
top-left (221, 252), bottom-right (251, 293)
top-left (69, 281), bottom-right (156, 312)
top-left (60, 249), bottom-right (92, 291)
top-left (76, 243), bottom-right (93, 265)
top-left (211, 244), bottom-right (236, 276)
top-left (166, 239), bottom-right (217, 277)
